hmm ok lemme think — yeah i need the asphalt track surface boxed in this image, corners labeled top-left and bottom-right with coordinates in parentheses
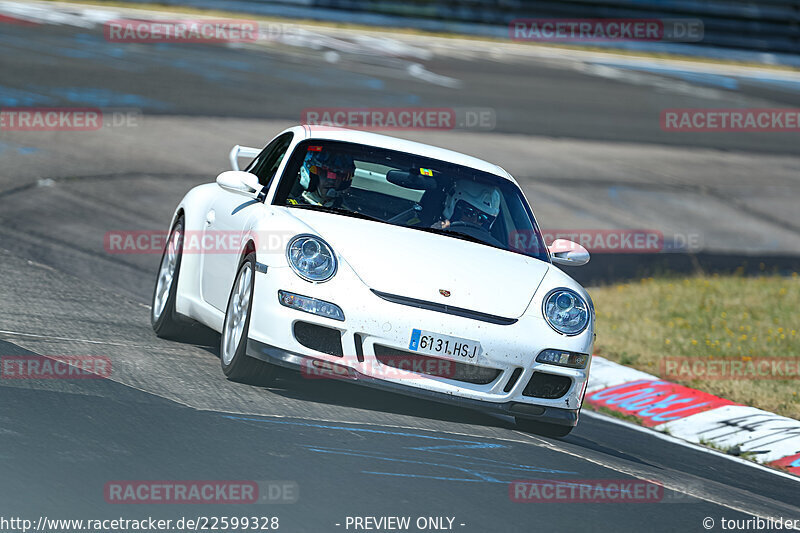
top-left (1, 5), bottom-right (799, 532)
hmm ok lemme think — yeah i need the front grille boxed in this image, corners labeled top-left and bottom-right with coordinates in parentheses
top-left (503, 367), bottom-right (523, 393)
top-left (354, 333), bottom-right (365, 362)
top-left (522, 372), bottom-right (572, 399)
top-left (373, 345), bottom-right (501, 385)
top-left (293, 321), bottom-right (343, 356)
top-left (370, 290), bottom-right (517, 326)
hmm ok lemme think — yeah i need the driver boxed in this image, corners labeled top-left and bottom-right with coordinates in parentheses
top-left (299, 149), bottom-right (356, 208)
top-left (432, 180), bottom-right (501, 231)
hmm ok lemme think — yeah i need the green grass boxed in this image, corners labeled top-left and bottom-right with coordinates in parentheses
top-left (590, 273), bottom-right (800, 419)
top-left (698, 438), bottom-right (759, 461)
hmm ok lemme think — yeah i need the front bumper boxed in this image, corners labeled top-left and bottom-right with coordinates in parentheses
top-left (246, 262), bottom-right (593, 427)
top-left (247, 339), bottom-right (579, 426)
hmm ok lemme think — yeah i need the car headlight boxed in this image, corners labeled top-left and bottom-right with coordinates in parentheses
top-left (542, 288), bottom-right (590, 335)
top-left (536, 349), bottom-right (590, 369)
top-left (278, 291), bottom-right (344, 321)
top-left (286, 234), bottom-right (337, 282)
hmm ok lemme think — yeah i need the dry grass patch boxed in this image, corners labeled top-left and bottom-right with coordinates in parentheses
top-left (590, 273), bottom-right (800, 419)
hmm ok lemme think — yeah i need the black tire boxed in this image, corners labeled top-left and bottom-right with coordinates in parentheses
top-left (151, 216), bottom-right (190, 339)
top-left (515, 417), bottom-right (574, 438)
top-left (220, 253), bottom-right (276, 384)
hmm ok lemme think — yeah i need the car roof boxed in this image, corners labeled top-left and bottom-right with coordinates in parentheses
top-left (285, 124), bottom-right (517, 184)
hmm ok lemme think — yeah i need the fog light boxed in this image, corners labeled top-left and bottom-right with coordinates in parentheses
top-left (536, 349), bottom-right (589, 369)
top-left (278, 291), bottom-right (344, 321)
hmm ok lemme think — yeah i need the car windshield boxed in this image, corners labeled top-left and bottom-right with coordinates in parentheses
top-left (273, 140), bottom-right (549, 262)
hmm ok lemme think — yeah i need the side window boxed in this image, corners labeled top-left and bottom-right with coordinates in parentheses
top-left (246, 132), bottom-right (293, 186)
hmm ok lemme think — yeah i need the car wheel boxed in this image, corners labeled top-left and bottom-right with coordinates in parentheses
top-left (151, 216), bottom-right (189, 339)
top-left (515, 417), bottom-right (574, 438)
top-left (220, 252), bottom-right (276, 384)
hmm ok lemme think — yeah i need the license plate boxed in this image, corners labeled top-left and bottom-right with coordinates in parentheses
top-left (408, 329), bottom-right (482, 362)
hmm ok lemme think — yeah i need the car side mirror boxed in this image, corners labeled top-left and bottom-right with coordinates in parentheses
top-left (549, 239), bottom-right (590, 266)
top-left (216, 171), bottom-right (262, 197)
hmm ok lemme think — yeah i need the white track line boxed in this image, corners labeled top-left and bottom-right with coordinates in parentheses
top-left (5, 324), bottom-right (799, 488)
top-left (582, 410), bottom-right (800, 483)
top-left (205, 409), bottom-right (800, 520)
top-left (81, 377), bottom-right (800, 519)
top-left (3, 327), bottom-right (798, 518)
top-left (511, 427), bottom-right (800, 524)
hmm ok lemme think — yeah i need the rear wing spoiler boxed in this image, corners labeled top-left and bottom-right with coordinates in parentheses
top-left (228, 145), bottom-right (261, 171)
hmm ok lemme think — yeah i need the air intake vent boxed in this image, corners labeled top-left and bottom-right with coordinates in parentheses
top-left (354, 333), bottom-right (365, 362)
top-left (293, 322), bottom-right (343, 357)
top-left (373, 345), bottom-right (500, 385)
top-left (503, 367), bottom-right (523, 393)
top-left (522, 372), bottom-right (572, 399)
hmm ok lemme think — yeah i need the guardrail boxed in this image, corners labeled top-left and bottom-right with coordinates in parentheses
top-left (320, 0), bottom-right (800, 53)
top-left (116, 0), bottom-right (800, 54)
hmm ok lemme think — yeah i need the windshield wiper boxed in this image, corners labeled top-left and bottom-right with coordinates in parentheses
top-left (287, 204), bottom-right (505, 252)
top-left (410, 225), bottom-right (502, 249)
top-left (286, 203), bottom-right (385, 224)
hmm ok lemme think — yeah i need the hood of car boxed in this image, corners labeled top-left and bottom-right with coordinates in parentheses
top-left (287, 209), bottom-right (550, 319)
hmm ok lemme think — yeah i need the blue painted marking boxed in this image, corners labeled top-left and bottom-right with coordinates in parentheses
top-left (0, 85), bottom-right (55, 107)
top-left (360, 472), bottom-right (490, 482)
top-left (362, 473), bottom-right (646, 498)
top-left (304, 445), bottom-right (573, 482)
top-left (224, 415), bottom-right (486, 444)
top-left (0, 32), bottom-right (129, 65)
top-left (0, 142), bottom-right (40, 156)
top-left (0, 83), bottom-right (170, 110)
top-left (595, 62), bottom-right (739, 90)
top-left (790, 457), bottom-right (800, 468)
top-left (304, 446), bottom-right (507, 482)
top-left (56, 48), bottom-right (96, 59)
top-left (223, 415), bottom-right (578, 483)
top-left (49, 87), bottom-right (171, 109)
top-left (409, 442), bottom-right (502, 451)
top-left (409, 328), bottom-right (422, 350)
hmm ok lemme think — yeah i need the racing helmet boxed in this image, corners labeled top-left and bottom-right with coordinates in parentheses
top-left (300, 149), bottom-right (355, 197)
top-left (443, 180), bottom-right (501, 229)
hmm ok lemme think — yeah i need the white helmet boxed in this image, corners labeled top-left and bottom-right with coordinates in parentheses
top-left (443, 180), bottom-right (501, 227)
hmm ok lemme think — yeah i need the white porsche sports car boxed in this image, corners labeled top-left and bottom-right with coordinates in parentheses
top-left (151, 125), bottom-right (594, 437)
